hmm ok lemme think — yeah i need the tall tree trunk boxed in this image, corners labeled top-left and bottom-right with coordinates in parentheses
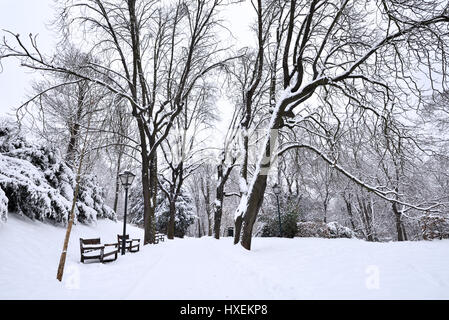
top-left (142, 159), bottom-right (153, 245)
top-left (323, 200), bottom-right (328, 224)
top-left (208, 219), bottom-right (212, 237)
top-left (213, 200), bottom-right (223, 240)
top-left (214, 163), bottom-right (225, 239)
top-left (198, 217), bottom-right (203, 238)
top-left (57, 110), bottom-right (92, 282)
top-left (148, 156), bottom-right (158, 241)
top-left (239, 121), bottom-right (280, 250)
top-left (201, 176), bottom-right (213, 237)
top-left (234, 216), bottom-right (243, 244)
top-left (128, 0), bottom-right (156, 245)
top-left (357, 195), bottom-right (375, 242)
top-left (343, 195), bottom-right (356, 230)
top-left (205, 187), bottom-right (212, 237)
top-left (234, 133), bottom-right (249, 239)
top-left (138, 118), bottom-right (156, 245)
top-left (66, 85), bottom-right (86, 168)
top-left (241, 174), bottom-right (269, 250)
top-left (234, 0), bottom-right (266, 245)
top-left (364, 202), bottom-right (374, 242)
top-left (57, 150), bottom-right (85, 282)
top-left (66, 123), bottom-right (80, 168)
top-left (392, 202), bottom-right (407, 241)
top-left (168, 198), bottom-right (176, 240)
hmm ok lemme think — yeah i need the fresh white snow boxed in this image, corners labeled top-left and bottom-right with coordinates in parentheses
top-left (1, 214), bottom-right (448, 300)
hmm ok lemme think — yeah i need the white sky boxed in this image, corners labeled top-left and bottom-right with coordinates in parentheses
top-left (0, 0), bottom-right (255, 128)
top-left (0, 0), bottom-right (57, 116)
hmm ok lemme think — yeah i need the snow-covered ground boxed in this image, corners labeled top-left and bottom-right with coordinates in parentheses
top-left (1, 215), bottom-right (448, 300)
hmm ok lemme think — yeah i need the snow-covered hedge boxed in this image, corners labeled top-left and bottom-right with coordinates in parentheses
top-left (0, 187), bottom-right (7, 224)
top-left (297, 221), bottom-right (356, 239)
top-left (421, 215), bottom-right (449, 240)
top-left (0, 120), bottom-right (116, 224)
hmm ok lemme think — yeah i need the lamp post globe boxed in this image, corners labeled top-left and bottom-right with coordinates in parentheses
top-left (119, 171), bottom-right (136, 255)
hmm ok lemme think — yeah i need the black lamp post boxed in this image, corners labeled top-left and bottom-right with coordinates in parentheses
top-left (273, 183), bottom-right (283, 238)
top-left (119, 170), bottom-right (136, 255)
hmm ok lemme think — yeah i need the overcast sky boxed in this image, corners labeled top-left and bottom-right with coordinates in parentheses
top-left (0, 0), bottom-right (254, 129)
top-left (0, 0), bottom-right (57, 116)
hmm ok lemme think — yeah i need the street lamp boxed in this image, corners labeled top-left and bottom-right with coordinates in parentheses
top-left (119, 170), bottom-right (136, 255)
top-left (273, 183), bottom-right (283, 238)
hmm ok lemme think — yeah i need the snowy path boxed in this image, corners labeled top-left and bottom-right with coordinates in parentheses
top-left (1, 216), bottom-right (449, 299)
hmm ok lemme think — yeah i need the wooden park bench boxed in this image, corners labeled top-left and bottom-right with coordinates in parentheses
top-left (117, 234), bottom-right (141, 253)
top-left (80, 238), bottom-right (119, 263)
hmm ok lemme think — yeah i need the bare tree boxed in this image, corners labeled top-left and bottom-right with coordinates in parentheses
top-left (17, 46), bottom-right (111, 169)
top-left (159, 85), bottom-right (217, 239)
top-left (212, 138), bottom-right (238, 239)
top-left (231, 0), bottom-right (279, 244)
top-left (1, 0), bottom-right (236, 244)
top-left (200, 163), bottom-right (214, 237)
top-left (234, 0), bottom-right (449, 250)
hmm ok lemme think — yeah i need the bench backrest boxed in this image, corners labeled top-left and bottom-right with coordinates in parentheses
top-left (80, 238), bottom-right (101, 246)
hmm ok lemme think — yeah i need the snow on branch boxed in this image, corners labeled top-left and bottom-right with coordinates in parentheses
top-left (276, 142), bottom-right (448, 213)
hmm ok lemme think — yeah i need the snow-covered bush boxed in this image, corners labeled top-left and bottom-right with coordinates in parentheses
top-left (297, 221), bottom-right (356, 239)
top-left (128, 178), bottom-right (195, 237)
top-left (326, 222), bottom-right (356, 238)
top-left (128, 181), bottom-right (145, 226)
top-left (156, 192), bottom-right (195, 238)
top-left (261, 210), bottom-right (300, 238)
top-left (421, 215), bottom-right (449, 240)
top-left (0, 120), bottom-right (116, 224)
top-left (0, 187), bottom-right (8, 224)
top-left (77, 174), bottom-right (116, 223)
top-left (259, 195), bottom-right (303, 238)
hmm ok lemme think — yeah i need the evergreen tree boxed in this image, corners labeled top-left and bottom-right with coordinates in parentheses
top-left (0, 119), bottom-right (115, 224)
top-left (129, 178), bottom-right (195, 238)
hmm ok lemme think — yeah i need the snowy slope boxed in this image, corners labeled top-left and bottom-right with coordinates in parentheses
top-left (0, 215), bottom-right (448, 300)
